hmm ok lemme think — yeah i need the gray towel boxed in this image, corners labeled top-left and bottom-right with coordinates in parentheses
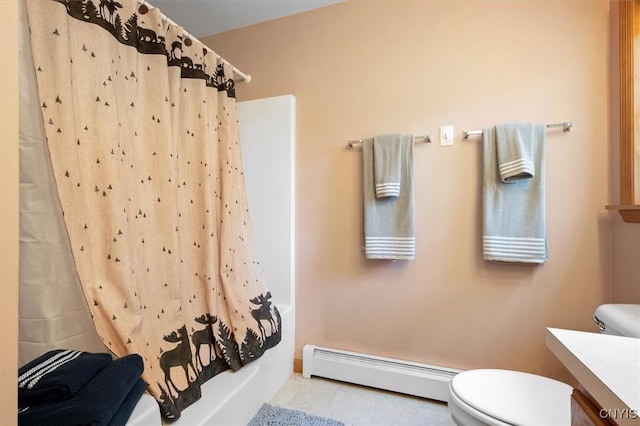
top-left (363, 135), bottom-right (415, 260)
top-left (496, 123), bottom-right (536, 182)
top-left (373, 134), bottom-right (402, 197)
top-left (483, 124), bottom-right (547, 263)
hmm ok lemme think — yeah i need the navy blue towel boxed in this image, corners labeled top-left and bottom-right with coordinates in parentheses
top-left (18, 349), bottom-right (112, 405)
top-left (18, 354), bottom-right (145, 426)
top-left (107, 379), bottom-right (147, 426)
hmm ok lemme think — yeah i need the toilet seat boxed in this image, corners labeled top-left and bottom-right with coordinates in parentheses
top-left (448, 369), bottom-right (572, 426)
top-left (449, 386), bottom-right (511, 426)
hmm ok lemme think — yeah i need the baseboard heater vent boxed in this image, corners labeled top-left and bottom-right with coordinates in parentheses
top-left (302, 344), bottom-right (461, 402)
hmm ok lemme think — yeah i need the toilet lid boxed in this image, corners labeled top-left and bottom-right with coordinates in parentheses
top-left (450, 369), bottom-right (572, 426)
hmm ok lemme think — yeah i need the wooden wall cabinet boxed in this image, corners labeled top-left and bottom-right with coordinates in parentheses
top-left (608, 0), bottom-right (640, 222)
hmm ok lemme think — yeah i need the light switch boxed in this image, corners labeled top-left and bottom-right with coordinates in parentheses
top-left (440, 125), bottom-right (454, 147)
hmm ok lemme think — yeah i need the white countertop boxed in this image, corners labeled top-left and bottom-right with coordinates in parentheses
top-left (546, 327), bottom-right (640, 425)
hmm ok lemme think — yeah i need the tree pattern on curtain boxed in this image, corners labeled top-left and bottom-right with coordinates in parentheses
top-left (25, 0), bottom-right (281, 420)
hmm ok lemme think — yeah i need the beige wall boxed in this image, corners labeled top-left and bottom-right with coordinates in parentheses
top-left (204, 0), bottom-right (614, 381)
top-left (1, 1), bottom-right (19, 424)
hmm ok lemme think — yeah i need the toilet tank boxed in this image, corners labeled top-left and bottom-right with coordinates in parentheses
top-left (593, 304), bottom-right (640, 338)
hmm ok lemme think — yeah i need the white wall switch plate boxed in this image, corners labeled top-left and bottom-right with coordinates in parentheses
top-left (440, 125), bottom-right (454, 147)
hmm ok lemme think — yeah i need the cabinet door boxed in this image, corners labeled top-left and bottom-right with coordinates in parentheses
top-left (571, 389), bottom-right (615, 426)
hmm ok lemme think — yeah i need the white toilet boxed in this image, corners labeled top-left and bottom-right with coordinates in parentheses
top-left (448, 304), bottom-right (640, 426)
top-left (593, 303), bottom-right (640, 338)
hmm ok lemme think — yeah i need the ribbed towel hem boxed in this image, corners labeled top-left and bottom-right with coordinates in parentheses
top-left (496, 122), bottom-right (537, 183)
top-left (365, 237), bottom-right (415, 259)
top-left (375, 183), bottom-right (400, 197)
top-left (483, 236), bottom-right (546, 263)
top-left (18, 350), bottom-right (83, 390)
top-left (499, 159), bottom-right (535, 182)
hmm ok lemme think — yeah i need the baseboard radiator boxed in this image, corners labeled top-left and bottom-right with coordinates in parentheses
top-left (302, 345), bottom-right (461, 402)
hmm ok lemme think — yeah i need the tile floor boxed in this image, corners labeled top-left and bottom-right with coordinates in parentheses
top-left (269, 373), bottom-right (457, 426)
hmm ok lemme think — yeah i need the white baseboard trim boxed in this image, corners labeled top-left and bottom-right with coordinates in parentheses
top-left (302, 344), bottom-right (461, 402)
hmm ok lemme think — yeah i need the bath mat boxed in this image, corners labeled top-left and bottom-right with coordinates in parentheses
top-left (248, 403), bottom-right (345, 426)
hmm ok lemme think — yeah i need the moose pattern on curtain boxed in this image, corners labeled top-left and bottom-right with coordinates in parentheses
top-left (25, 0), bottom-right (281, 420)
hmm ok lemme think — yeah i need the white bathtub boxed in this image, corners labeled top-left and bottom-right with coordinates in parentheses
top-left (128, 303), bottom-right (295, 425)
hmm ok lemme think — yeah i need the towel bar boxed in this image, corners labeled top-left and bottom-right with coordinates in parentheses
top-left (463, 121), bottom-right (573, 140)
top-left (348, 134), bottom-right (432, 148)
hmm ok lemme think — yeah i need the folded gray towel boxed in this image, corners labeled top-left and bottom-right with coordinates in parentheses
top-left (363, 135), bottom-right (415, 260)
top-left (373, 134), bottom-right (402, 198)
top-left (483, 124), bottom-right (547, 263)
top-left (496, 122), bottom-right (536, 183)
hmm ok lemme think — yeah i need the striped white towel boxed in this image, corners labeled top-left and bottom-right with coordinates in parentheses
top-left (362, 135), bottom-right (415, 260)
top-left (496, 123), bottom-right (536, 183)
top-left (482, 124), bottom-right (547, 263)
top-left (373, 134), bottom-right (402, 198)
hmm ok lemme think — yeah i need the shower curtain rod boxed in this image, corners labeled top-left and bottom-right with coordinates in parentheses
top-left (463, 121), bottom-right (573, 140)
top-left (138, 0), bottom-right (252, 83)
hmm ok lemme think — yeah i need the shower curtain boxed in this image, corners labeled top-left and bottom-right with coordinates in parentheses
top-left (24, 0), bottom-right (281, 420)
